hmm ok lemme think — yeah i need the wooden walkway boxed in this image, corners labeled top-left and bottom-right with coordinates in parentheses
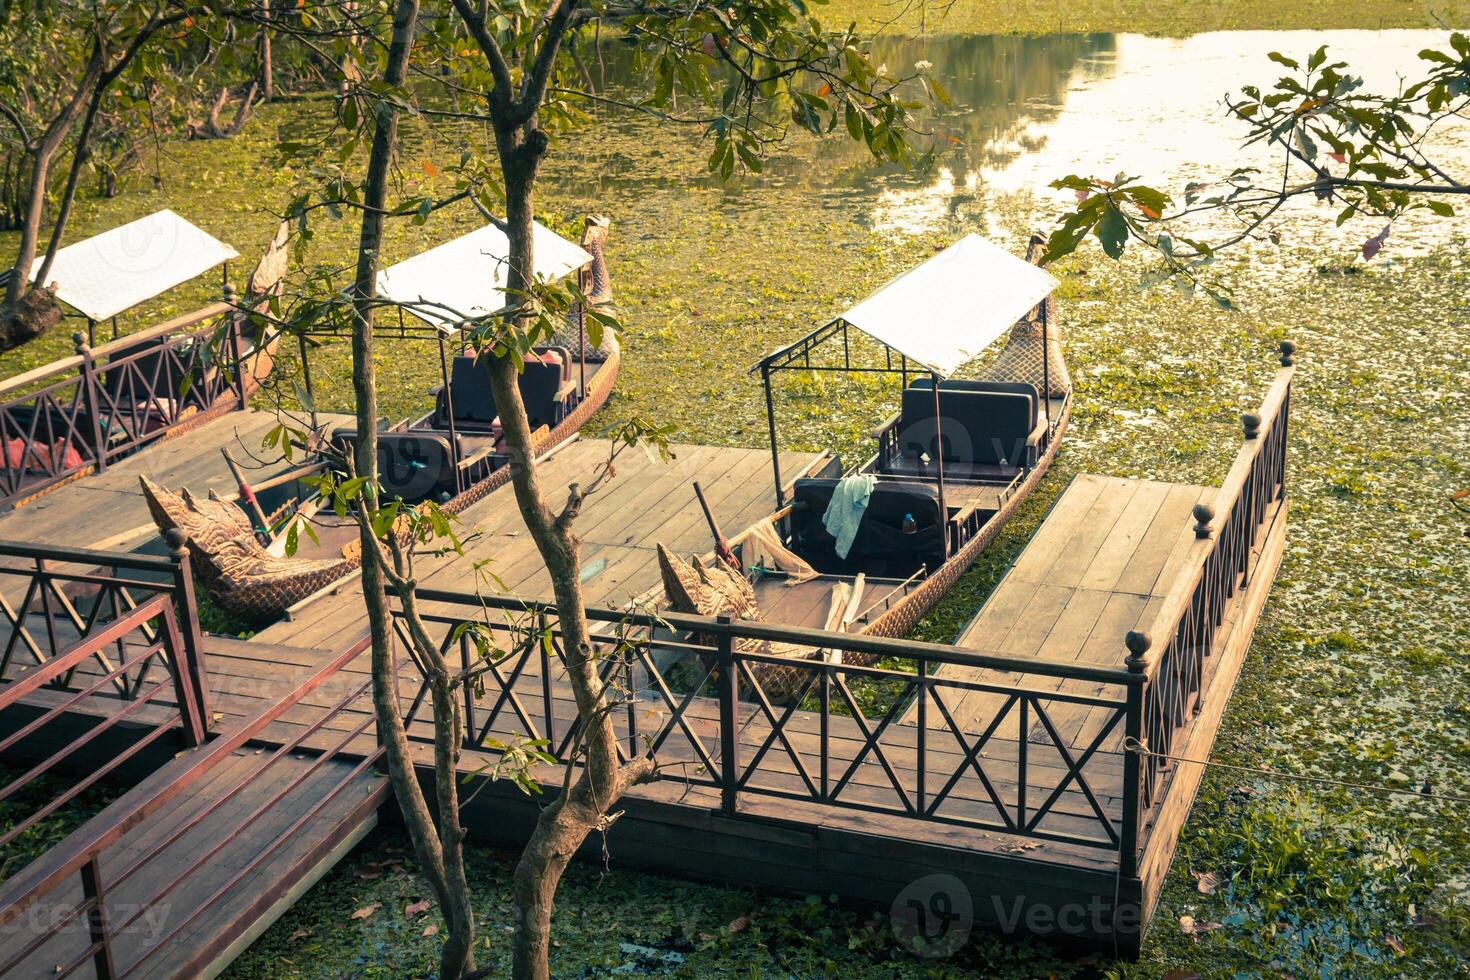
top-left (253, 439), bottom-right (830, 647)
top-left (920, 474), bottom-right (1210, 735)
top-left (0, 632), bottom-right (386, 980)
top-left (0, 407), bottom-right (334, 562)
top-left (0, 351), bottom-right (1296, 963)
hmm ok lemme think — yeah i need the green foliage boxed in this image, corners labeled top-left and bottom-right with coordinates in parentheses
top-left (1148, 788), bottom-right (1453, 977)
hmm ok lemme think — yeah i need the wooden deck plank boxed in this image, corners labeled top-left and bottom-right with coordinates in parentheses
top-left (1041, 477), bottom-right (1143, 589)
top-left (928, 476), bottom-right (1209, 738)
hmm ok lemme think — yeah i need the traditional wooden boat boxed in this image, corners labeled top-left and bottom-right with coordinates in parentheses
top-left (656, 233), bottom-right (1071, 697)
top-left (142, 215), bottom-right (619, 623)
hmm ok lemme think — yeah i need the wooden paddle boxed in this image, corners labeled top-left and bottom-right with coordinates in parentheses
top-left (693, 481), bottom-right (740, 571)
top-left (222, 449), bottom-right (272, 542)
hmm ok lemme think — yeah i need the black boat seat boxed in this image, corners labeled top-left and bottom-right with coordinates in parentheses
top-left (328, 428), bottom-right (500, 503)
top-left (432, 347), bottom-right (574, 432)
top-left (906, 377), bottom-right (1040, 427)
top-left (788, 477), bottom-right (945, 577)
top-left (896, 382), bottom-right (1041, 469)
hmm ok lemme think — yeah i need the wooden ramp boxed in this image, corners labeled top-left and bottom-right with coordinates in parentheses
top-left (0, 635), bottom-right (387, 980)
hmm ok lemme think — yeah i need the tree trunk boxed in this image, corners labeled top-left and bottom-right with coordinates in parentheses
top-left (346, 3), bottom-right (478, 978)
top-left (259, 0), bottom-right (274, 102)
top-left (487, 114), bottom-right (654, 980)
top-left (2, 40), bottom-right (103, 332)
top-left (34, 86), bottom-right (104, 291)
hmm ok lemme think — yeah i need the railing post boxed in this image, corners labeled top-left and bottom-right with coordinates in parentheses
top-left (75, 332), bottom-right (108, 474)
top-left (80, 853), bottom-right (118, 980)
top-left (1276, 340), bottom-right (1294, 499)
top-left (916, 655), bottom-right (927, 815)
top-left (165, 529), bottom-right (211, 738)
top-left (716, 614), bottom-right (739, 815)
top-left (1119, 629), bottom-right (1150, 880)
top-left (223, 282), bottom-right (249, 410)
top-left (1191, 502), bottom-right (1214, 540)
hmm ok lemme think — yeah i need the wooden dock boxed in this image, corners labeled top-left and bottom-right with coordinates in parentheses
top-left (0, 353), bottom-right (1295, 968)
top-left (0, 407), bottom-right (334, 561)
top-left (252, 437), bottom-right (831, 647)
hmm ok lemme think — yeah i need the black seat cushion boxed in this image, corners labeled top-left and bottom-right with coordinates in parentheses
top-left (907, 377), bottom-right (1038, 428)
top-left (898, 385), bottom-right (1035, 467)
top-left (788, 478), bottom-right (945, 577)
top-left (519, 358), bottom-right (564, 429)
top-left (330, 429), bottom-right (496, 503)
top-left (434, 355), bottom-right (498, 431)
top-left (434, 347), bottom-right (572, 432)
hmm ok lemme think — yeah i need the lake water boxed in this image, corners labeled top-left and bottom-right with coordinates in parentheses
top-left (544, 28), bottom-right (1468, 256)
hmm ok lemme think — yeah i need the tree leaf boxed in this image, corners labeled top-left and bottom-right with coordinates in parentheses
top-left (351, 903), bottom-right (380, 921)
top-left (1096, 204), bottom-right (1128, 259)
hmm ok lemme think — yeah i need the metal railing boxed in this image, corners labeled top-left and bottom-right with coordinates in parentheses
top-left (393, 588), bottom-right (1137, 853)
top-left (0, 634), bottom-right (382, 979)
top-left (0, 300), bottom-right (247, 508)
top-left (1118, 341), bottom-right (1296, 876)
top-left (0, 535), bottom-right (212, 857)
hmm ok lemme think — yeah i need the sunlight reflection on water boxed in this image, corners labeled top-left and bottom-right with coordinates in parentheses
top-left (869, 30), bottom-right (1469, 252)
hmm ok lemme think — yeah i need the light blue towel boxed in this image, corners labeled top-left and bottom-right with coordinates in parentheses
top-left (823, 473), bottom-right (876, 560)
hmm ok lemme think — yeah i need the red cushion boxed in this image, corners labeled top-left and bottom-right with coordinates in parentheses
top-left (4, 438), bottom-right (82, 472)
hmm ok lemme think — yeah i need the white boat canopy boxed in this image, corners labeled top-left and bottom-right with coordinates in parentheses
top-left (832, 233), bottom-right (1058, 377)
top-left (28, 209), bottom-right (239, 322)
top-left (376, 220), bottom-right (592, 332)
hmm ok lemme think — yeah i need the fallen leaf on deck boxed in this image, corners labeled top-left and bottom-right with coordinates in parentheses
top-left (351, 903), bottom-right (380, 921)
top-left (405, 899), bottom-right (431, 918)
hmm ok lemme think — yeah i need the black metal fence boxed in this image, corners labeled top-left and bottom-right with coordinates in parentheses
top-left (0, 302), bottom-right (248, 508)
top-left (392, 588), bottom-right (1137, 853)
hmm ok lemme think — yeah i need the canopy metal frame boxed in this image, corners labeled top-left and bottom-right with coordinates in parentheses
top-left (290, 285), bottom-right (592, 502)
top-left (752, 307), bottom-right (1054, 561)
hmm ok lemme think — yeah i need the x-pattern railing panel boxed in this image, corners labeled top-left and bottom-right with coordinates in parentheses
top-left (390, 592), bottom-right (1135, 853)
top-left (1, 310), bottom-right (244, 508)
top-left (0, 376), bottom-right (97, 496)
top-left (725, 653), bottom-right (1126, 847)
top-left (1, 570), bottom-right (171, 699)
